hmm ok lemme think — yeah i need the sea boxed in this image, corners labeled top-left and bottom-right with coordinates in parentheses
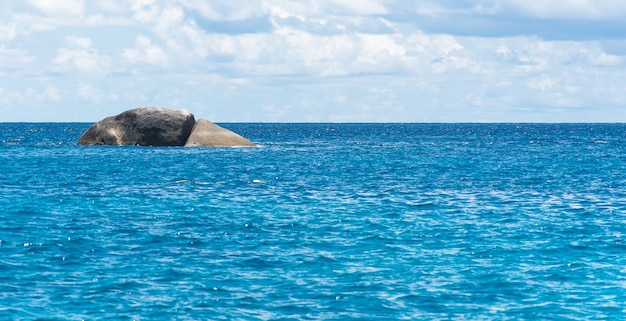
top-left (0, 122), bottom-right (624, 320)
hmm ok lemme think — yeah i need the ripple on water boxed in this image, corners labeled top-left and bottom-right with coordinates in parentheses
top-left (1, 123), bottom-right (626, 319)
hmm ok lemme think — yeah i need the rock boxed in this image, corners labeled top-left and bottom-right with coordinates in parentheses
top-left (184, 119), bottom-right (257, 147)
top-left (77, 107), bottom-right (257, 147)
top-left (77, 107), bottom-right (195, 146)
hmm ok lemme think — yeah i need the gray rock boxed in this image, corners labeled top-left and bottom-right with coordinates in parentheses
top-left (184, 119), bottom-right (257, 147)
top-left (77, 107), bottom-right (196, 146)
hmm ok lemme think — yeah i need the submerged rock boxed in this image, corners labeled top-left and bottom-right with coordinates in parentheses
top-left (77, 107), bottom-right (256, 147)
top-left (184, 119), bottom-right (256, 147)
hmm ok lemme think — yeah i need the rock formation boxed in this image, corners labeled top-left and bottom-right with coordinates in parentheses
top-left (184, 119), bottom-right (257, 147)
top-left (77, 107), bottom-right (256, 147)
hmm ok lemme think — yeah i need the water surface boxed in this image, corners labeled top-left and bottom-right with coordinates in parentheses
top-left (1, 123), bottom-right (625, 320)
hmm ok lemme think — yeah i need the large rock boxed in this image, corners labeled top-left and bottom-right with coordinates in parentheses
top-left (78, 107), bottom-right (195, 146)
top-left (77, 107), bottom-right (257, 147)
top-left (184, 119), bottom-right (257, 147)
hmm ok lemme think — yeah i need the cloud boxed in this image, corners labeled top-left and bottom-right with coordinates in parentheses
top-left (179, 0), bottom-right (264, 21)
top-left (0, 22), bottom-right (18, 42)
top-left (181, 25), bottom-right (465, 78)
top-left (115, 3), bottom-right (466, 77)
top-left (590, 52), bottom-right (621, 65)
top-left (94, 0), bottom-right (130, 14)
top-left (27, 0), bottom-right (85, 17)
top-left (52, 35), bottom-right (112, 73)
top-left (123, 4), bottom-right (213, 65)
top-left (403, 1), bottom-right (626, 40)
top-left (265, 0), bottom-right (388, 17)
top-left (527, 77), bottom-right (555, 92)
top-left (505, 0), bottom-right (626, 20)
top-left (42, 86), bottom-right (62, 102)
top-left (0, 87), bottom-right (29, 105)
top-left (130, 0), bottom-right (159, 23)
top-left (123, 34), bottom-right (169, 65)
top-left (77, 82), bottom-right (118, 102)
top-left (1, 0), bottom-right (626, 122)
top-left (0, 47), bottom-right (36, 72)
top-left (328, 0), bottom-right (389, 15)
top-left (262, 104), bottom-right (292, 121)
top-left (191, 15), bottom-right (273, 35)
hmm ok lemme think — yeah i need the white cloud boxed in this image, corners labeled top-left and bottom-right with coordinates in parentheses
top-left (4, 2), bottom-right (131, 36)
top-left (0, 87), bottom-right (28, 105)
top-left (121, 3), bottom-right (211, 65)
top-left (527, 77), bottom-right (555, 92)
top-left (123, 34), bottom-right (169, 65)
top-left (94, 0), bottom-right (130, 13)
top-left (42, 86), bottom-right (62, 102)
top-left (352, 34), bottom-right (406, 69)
top-left (0, 47), bottom-right (36, 70)
top-left (179, 0), bottom-right (263, 20)
top-left (155, 6), bottom-right (185, 34)
top-left (505, 0), bottom-right (626, 19)
top-left (77, 82), bottom-right (102, 102)
top-left (329, 0), bottom-right (389, 15)
top-left (131, 0), bottom-right (159, 23)
top-left (1, 0), bottom-right (626, 122)
top-left (189, 26), bottom-right (466, 78)
top-left (0, 23), bottom-right (17, 42)
top-left (262, 104), bottom-right (292, 121)
top-left (27, 0), bottom-right (85, 17)
top-left (590, 52), bottom-right (621, 65)
top-left (77, 82), bottom-right (118, 103)
top-left (265, 0), bottom-right (388, 17)
top-left (83, 14), bottom-right (133, 27)
top-left (68, 35), bottom-right (92, 48)
top-left (52, 36), bottom-right (111, 73)
top-left (415, 1), bottom-right (626, 21)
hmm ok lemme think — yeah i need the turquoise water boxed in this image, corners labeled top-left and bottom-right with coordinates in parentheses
top-left (1, 123), bottom-right (625, 320)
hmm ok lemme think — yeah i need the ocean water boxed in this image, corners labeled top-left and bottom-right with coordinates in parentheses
top-left (0, 123), bottom-right (625, 320)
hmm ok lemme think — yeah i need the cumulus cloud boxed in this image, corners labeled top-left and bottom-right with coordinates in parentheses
top-left (123, 34), bottom-right (169, 65)
top-left (27, 0), bottom-right (85, 17)
top-left (1, 0), bottom-right (626, 121)
top-left (52, 35), bottom-right (111, 73)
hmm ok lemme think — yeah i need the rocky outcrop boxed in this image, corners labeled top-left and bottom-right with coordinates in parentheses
top-left (184, 119), bottom-right (256, 147)
top-left (78, 107), bottom-right (195, 146)
top-left (77, 107), bottom-right (256, 147)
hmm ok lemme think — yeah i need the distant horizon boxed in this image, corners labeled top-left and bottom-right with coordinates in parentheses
top-left (1, 1), bottom-right (626, 122)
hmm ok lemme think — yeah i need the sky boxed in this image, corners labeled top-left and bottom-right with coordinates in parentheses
top-left (1, 0), bottom-right (626, 122)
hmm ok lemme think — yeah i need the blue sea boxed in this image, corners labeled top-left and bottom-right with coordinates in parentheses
top-left (1, 123), bottom-right (625, 320)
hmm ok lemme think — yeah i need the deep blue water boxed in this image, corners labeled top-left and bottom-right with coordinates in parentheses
top-left (1, 123), bottom-right (625, 320)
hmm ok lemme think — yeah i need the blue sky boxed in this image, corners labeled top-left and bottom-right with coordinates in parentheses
top-left (1, 0), bottom-right (626, 122)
